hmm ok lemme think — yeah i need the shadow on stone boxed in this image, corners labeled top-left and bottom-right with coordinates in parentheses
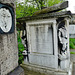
top-left (8, 66), bottom-right (24, 75)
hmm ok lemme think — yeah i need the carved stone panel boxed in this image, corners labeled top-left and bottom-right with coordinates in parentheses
top-left (29, 24), bottom-right (53, 54)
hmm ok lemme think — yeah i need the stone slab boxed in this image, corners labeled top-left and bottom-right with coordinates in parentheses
top-left (33, 1), bottom-right (68, 15)
top-left (21, 63), bottom-right (68, 75)
top-left (29, 53), bottom-right (58, 69)
top-left (17, 11), bottom-right (72, 23)
top-left (29, 24), bottom-right (53, 54)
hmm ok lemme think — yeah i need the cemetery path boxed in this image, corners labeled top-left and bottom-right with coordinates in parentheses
top-left (70, 49), bottom-right (75, 52)
top-left (72, 63), bottom-right (75, 75)
top-left (70, 49), bottom-right (75, 75)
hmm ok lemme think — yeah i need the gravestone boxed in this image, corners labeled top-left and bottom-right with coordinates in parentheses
top-left (69, 14), bottom-right (75, 38)
top-left (0, 0), bottom-right (24, 75)
top-left (69, 25), bottom-right (75, 38)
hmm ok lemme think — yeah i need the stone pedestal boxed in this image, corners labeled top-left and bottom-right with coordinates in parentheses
top-left (0, 0), bottom-right (19, 75)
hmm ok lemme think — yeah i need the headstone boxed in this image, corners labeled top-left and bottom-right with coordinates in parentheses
top-left (69, 25), bottom-right (75, 38)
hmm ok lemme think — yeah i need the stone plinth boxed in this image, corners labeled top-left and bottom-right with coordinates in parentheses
top-left (0, 0), bottom-right (18, 75)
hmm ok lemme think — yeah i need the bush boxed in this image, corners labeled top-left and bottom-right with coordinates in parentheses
top-left (70, 42), bottom-right (75, 49)
top-left (70, 52), bottom-right (75, 54)
top-left (17, 31), bottom-right (25, 64)
top-left (69, 38), bottom-right (75, 49)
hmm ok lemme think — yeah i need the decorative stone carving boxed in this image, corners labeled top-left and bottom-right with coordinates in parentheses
top-left (58, 20), bottom-right (68, 55)
top-left (58, 18), bottom-right (68, 60)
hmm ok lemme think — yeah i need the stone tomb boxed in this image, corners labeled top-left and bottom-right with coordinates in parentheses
top-left (17, 1), bottom-right (72, 75)
top-left (18, 11), bottom-right (72, 75)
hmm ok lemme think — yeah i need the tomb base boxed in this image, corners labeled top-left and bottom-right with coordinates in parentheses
top-left (21, 62), bottom-right (73, 75)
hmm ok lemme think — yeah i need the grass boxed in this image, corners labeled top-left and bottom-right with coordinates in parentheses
top-left (69, 38), bottom-right (75, 49)
top-left (70, 52), bottom-right (75, 54)
top-left (69, 38), bottom-right (75, 54)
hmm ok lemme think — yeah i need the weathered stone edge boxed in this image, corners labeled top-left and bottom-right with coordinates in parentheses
top-left (17, 11), bottom-right (72, 22)
top-left (33, 1), bottom-right (68, 15)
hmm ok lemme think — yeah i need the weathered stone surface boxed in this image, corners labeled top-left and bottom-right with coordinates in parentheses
top-left (17, 11), bottom-right (72, 30)
top-left (69, 25), bottom-right (75, 38)
top-left (0, 0), bottom-right (16, 7)
top-left (17, 11), bottom-right (72, 22)
top-left (70, 49), bottom-right (75, 62)
top-left (30, 24), bottom-right (53, 54)
top-left (26, 18), bottom-right (58, 69)
top-left (69, 14), bottom-right (75, 24)
top-left (21, 64), bottom-right (68, 75)
top-left (33, 1), bottom-right (68, 16)
top-left (72, 62), bottom-right (75, 75)
top-left (0, 0), bottom-right (18, 75)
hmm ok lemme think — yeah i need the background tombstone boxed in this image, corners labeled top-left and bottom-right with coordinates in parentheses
top-left (0, 0), bottom-right (24, 75)
top-left (69, 14), bottom-right (75, 38)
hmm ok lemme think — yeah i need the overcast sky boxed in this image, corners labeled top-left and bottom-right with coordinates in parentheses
top-left (67, 0), bottom-right (75, 13)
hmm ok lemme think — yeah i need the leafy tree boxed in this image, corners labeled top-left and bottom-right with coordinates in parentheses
top-left (16, 0), bottom-right (64, 18)
top-left (16, 0), bottom-right (38, 18)
top-left (46, 0), bottom-right (64, 7)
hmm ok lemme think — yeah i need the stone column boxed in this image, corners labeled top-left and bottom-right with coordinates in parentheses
top-left (0, 0), bottom-right (18, 75)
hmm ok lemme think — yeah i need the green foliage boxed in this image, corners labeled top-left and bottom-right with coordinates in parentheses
top-left (16, 0), bottom-right (64, 18)
top-left (46, 0), bottom-right (63, 7)
top-left (17, 31), bottom-right (24, 64)
top-left (69, 38), bottom-right (75, 49)
top-left (16, 0), bottom-right (38, 18)
top-left (18, 55), bottom-right (24, 64)
top-left (70, 52), bottom-right (75, 54)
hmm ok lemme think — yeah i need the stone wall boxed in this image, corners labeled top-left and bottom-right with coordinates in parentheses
top-left (0, 0), bottom-right (18, 75)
